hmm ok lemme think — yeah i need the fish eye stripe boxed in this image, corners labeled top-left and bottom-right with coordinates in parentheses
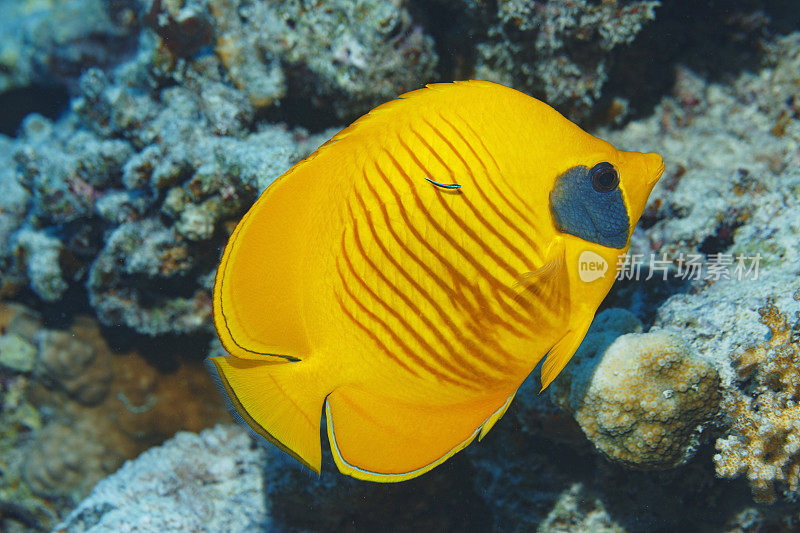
top-left (549, 164), bottom-right (629, 249)
top-left (425, 177), bottom-right (462, 190)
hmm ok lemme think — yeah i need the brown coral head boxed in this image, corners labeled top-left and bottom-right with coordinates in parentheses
top-left (35, 328), bottom-right (112, 406)
top-left (144, 0), bottom-right (214, 59)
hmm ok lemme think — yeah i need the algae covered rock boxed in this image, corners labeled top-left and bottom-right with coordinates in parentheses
top-left (0, 333), bottom-right (37, 373)
top-left (551, 309), bottom-right (721, 469)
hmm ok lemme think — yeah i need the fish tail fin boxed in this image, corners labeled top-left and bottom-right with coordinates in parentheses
top-left (207, 355), bottom-right (328, 474)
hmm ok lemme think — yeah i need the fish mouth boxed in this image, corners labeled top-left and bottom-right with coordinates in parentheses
top-left (647, 155), bottom-right (665, 187)
top-left (618, 150), bottom-right (664, 230)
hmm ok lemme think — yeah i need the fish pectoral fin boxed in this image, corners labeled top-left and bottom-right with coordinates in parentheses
top-left (207, 356), bottom-right (327, 474)
top-left (539, 314), bottom-right (594, 390)
top-left (515, 237), bottom-right (565, 290)
top-left (514, 237), bottom-right (567, 304)
top-left (325, 387), bottom-right (514, 482)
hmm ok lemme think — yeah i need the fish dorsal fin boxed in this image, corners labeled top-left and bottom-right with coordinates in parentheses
top-left (325, 386), bottom-right (515, 482)
top-left (328, 81), bottom-right (508, 142)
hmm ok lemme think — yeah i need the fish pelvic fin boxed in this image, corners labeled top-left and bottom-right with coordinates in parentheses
top-left (325, 386), bottom-right (515, 482)
top-left (207, 356), bottom-right (329, 474)
top-left (539, 312), bottom-right (594, 391)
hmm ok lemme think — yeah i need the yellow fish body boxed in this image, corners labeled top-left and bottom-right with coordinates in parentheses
top-left (209, 81), bottom-right (664, 482)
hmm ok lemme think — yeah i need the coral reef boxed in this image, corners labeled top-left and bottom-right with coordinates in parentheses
top-left (86, 219), bottom-right (211, 336)
top-left (599, 31), bottom-right (800, 509)
top-left (2, 0), bottom-right (426, 335)
top-left (604, 33), bottom-right (800, 269)
top-left (537, 483), bottom-right (624, 533)
top-left (714, 294), bottom-right (800, 504)
top-left (468, 376), bottom-right (764, 533)
top-left (0, 2), bottom-right (438, 525)
top-left (550, 310), bottom-right (721, 469)
top-left (2, 1), bottom-right (795, 339)
top-left (56, 425), bottom-right (269, 532)
top-left (0, 303), bottom-right (227, 529)
top-left (208, 0), bottom-right (438, 118)
top-left (138, 0), bottom-right (437, 119)
top-left (4, 0), bottom-right (800, 530)
top-left (474, 0), bottom-right (659, 120)
top-left (0, 0), bottom-right (139, 94)
top-left (593, 29), bottom-right (800, 515)
top-left (3, 93), bottom-right (326, 334)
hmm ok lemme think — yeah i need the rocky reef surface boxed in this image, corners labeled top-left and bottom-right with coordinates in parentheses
top-left (0, 303), bottom-right (228, 530)
top-left (56, 425), bottom-right (269, 532)
top-left (2, 0), bottom-right (800, 531)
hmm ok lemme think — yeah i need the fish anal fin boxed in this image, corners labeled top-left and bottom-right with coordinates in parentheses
top-left (207, 356), bottom-right (327, 473)
top-left (325, 387), bottom-right (513, 482)
top-left (478, 393), bottom-right (515, 441)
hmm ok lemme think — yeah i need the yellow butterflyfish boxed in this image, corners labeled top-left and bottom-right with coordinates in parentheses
top-left (208, 80), bottom-right (664, 482)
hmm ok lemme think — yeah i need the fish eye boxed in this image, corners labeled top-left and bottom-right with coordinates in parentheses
top-left (589, 162), bottom-right (619, 193)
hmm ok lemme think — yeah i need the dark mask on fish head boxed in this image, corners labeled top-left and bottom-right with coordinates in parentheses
top-left (549, 162), bottom-right (630, 249)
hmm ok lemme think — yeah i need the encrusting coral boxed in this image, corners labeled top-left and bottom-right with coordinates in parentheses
top-left (220, 0), bottom-right (438, 118)
top-left (86, 219), bottom-right (211, 336)
top-left (143, 0), bottom-right (438, 118)
top-left (551, 309), bottom-right (721, 469)
top-left (714, 291), bottom-right (800, 504)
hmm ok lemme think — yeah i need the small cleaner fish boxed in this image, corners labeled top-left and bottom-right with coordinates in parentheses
top-left (208, 80), bottom-right (664, 482)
